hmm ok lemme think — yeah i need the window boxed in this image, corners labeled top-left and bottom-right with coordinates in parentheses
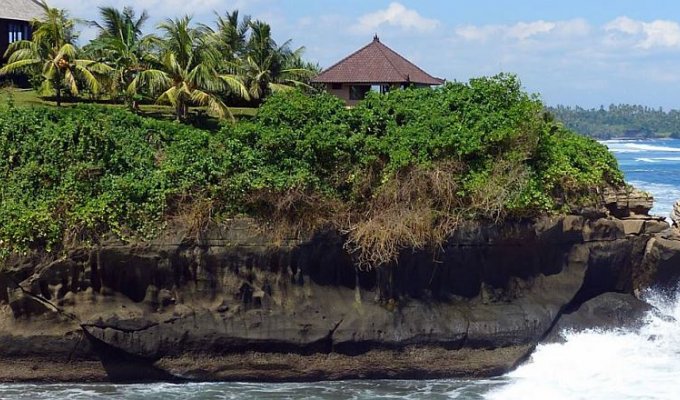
top-left (349, 85), bottom-right (370, 101)
top-left (331, 83), bottom-right (342, 90)
top-left (8, 22), bottom-right (28, 44)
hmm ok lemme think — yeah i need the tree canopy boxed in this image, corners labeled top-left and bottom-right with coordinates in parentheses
top-left (550, 104), bottom-right (680, 139)
top-left (0, 3), bottom-right (318, 121)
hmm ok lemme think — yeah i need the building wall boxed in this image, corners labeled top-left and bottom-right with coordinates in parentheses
top-left (0, 19), bottom-right (8, 61)
top-left (326, 83), bottom-right (354, 106)
top-left (324, 83), bottom-right (420, 106)
top-left (0, 19), bottom-right (32, 64)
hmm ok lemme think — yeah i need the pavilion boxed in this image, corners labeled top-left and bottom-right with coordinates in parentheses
top-left (312, 35), bottom-right (445, 106)
top-left (0, 0), bottom-right (44, 62)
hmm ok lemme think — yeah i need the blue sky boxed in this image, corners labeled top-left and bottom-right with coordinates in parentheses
top-left (49, 0), bottom-right (680, 109)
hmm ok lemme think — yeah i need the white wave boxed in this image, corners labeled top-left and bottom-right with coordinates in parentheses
top-left (648, 157), bottom-right (680, 162)
top-left (487, 290), bottom-right (680, 400)
top-left (635, 158), bottom-right (659, 163)
top-left (606, 143), bottom-right (680, 154)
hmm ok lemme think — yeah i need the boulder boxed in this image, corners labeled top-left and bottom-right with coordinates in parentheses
top-left (639, 233), bottom-right (680, 289)
top-left (544, 292), bottom-right (652, 342)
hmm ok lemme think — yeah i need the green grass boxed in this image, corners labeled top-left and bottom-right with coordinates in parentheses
top-left (0, 88), bottom-right (258, 128)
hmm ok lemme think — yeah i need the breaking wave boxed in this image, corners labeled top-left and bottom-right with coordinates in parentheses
top-left (487, 289), bottom-right (680, 400)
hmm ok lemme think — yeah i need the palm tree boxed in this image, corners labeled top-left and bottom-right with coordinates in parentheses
top-left (213, 10), bottom-right (250, 62)
top-left (87, 6), bottom-right (165, 110)
top-left (240, 20), bottom-right (316, 102)
top-left (148, 16), bottom-right (248, 122)
top-left (0, 2), bottom-right (109, 106)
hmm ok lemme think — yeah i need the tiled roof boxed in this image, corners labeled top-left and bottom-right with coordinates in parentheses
top-left (0, 0), bottom-right (44, 22)
top-left (312, 36), bottom-right (445, 85)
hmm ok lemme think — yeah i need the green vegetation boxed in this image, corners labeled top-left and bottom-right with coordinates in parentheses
top-left (1, 5), bottom-right (111, 106)
top-left (0, 2), bottom-right (317, 123)
top-left (550, 104), bottom-right (680, 139)
top-left (0, 88), bottom-right (258, 124)
top-left (0, 74), bottom-right (624, 266)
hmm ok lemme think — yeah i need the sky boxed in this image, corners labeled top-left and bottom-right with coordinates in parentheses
top-left (47, 0), bottom-right (680, 109)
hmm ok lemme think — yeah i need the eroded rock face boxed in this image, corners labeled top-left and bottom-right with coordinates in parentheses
top-left (0, 214), bottom-right (676, 382)
top-left (639, 230), bottom-right (680, 290)
top-left (604, 187), bottom-right (655, 218)
top-left (672, 201), bottom-right (680, 227)
top-left (544, 292), bottom-right (652, 343)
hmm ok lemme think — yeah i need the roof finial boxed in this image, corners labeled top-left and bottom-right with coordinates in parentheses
top-left (373, 34), bottom-right (380, 42)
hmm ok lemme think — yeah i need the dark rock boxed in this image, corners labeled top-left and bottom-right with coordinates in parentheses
top-left (0, 214), bottom-right (676, 382)
top-left (640, 235), bottom-right (680, 289)
top-left (643, 220), bottom-right (670, 234)
top-left (81, 327), bottom-right (184, 383)
top-left (545, 293), bottom-right (652, 342)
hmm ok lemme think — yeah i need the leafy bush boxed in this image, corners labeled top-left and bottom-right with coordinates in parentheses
top-left (0, 74), bottom-right (625, 265)
top-left (0, 105), bottom-right (241, 256)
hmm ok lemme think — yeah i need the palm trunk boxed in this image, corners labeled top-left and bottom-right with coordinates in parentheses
top-left (55, 87), bottom-right (62, 107)
top-left (176, 101), bottom-right (183, 122)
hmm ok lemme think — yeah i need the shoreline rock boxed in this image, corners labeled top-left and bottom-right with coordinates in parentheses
top-left (0, 207), bottom-right (678, 383)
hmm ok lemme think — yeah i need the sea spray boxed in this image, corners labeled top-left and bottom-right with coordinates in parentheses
top-left (487, 289), bottom-right (680, 400)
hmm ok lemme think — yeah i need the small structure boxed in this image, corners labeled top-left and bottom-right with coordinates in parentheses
top-left (312, 35), bottom-right (445, 106)
top-left (0, 0), bottom-right (44, 62)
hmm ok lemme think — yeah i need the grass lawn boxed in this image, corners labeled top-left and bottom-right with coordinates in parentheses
top-left (0, 88), bottom-right (258, 129)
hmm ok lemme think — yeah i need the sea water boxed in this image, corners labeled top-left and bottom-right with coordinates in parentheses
top-left (1, 139), bottom-right (679, 399)
top-left (604, 138), bottom-right (680, 218)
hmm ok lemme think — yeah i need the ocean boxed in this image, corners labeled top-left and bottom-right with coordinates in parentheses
top-left (1, 138), bottom-right (679, 399)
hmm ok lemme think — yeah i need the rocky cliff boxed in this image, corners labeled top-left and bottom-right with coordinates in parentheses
top-left (0, 190), bottom-right (678, 383)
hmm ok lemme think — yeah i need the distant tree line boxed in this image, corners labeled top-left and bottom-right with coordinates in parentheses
top-left (548, 104), bottom-right (680, 139)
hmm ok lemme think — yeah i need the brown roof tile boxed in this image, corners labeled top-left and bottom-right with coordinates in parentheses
top-left (312, 36), bottom-right (445, 85)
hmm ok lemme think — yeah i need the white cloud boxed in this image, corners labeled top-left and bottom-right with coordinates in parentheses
top-left (455, 25), bottom-right (501, 42)
top-left (507, 21), bottom-right (556, 40)
top-left (455, 19), bottom-right (590, 42)
top-left (605, 16), bottom-right (680, 49)
top-left (605, 16), bottom-right (641, 35)
top-left (353, 2), bottom-right (439, 34)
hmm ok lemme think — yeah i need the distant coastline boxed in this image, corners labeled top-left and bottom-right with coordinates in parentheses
top-left (548, 104), bottom-right (680, 140)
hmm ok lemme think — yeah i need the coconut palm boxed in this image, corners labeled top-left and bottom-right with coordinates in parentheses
top-left (0, 2), bottom-right (109, 106)
top-left (148, 16), bottom-right (248, 122)
top-left (87, 6), bottom-right (166, 110)
top-left (239, 20), bottom-right (316, 102)
top-left (213, 10), bottom-right (250, 62)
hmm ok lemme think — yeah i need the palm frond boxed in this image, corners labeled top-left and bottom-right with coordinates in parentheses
top-left (63, 68), bottom-right (79, 95)
top-left (157, 86), bottom-right (179, 107)
top-left (55, 43), bottom-right (77, 61)
top-left (74, 64), bottom-right (103, 94)
top-left (0, 59), bottom-right (41, 75)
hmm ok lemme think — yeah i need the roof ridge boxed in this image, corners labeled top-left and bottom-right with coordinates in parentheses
top-left (374, 41), bottom-right (407, 82)
top-left (314, 40), bottom-right (377, 81)
top-left (378, 41), bottom-right (443, 84)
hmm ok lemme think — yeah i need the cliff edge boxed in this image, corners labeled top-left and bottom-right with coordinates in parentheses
top-left (1, 189), bottom-right (678, 382)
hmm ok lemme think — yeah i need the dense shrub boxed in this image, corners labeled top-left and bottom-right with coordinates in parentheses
top-left (0, 106), bottom-right (242, 255)
top-left (0, 74), bottom-right (624, 265)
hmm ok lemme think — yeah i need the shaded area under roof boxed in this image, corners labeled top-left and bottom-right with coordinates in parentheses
top-left (0, 0), bottom-right (44, 22)
top-left (312, 36), bottom-right (444, 85)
